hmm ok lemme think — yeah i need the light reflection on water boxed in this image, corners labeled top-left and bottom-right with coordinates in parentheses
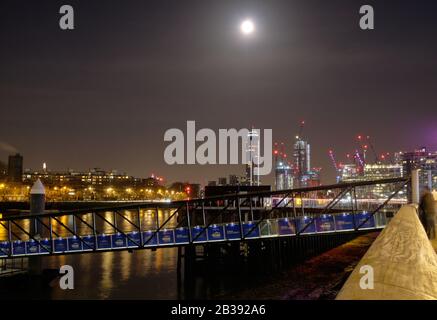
top-left (41, 247), bottom-right (180, 299)
top-left (0, 209), bottom-right (176, 240)
top-left (1, 209), bottom-right (184, 299)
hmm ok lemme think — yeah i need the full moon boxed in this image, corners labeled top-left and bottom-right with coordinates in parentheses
top-left (240, 19), bottom-right (255, 35)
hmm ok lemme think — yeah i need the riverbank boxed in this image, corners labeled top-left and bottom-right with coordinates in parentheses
top-left (218, 232), bottom-right (379, 300)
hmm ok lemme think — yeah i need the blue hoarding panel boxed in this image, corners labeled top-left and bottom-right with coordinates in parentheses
top-left (68, 237), bottom-right (83, 251)
top-left (13, 241), bottom-right (26, 255)
top-left (111, 233), bottom-right (127, 248)
top-left (26, 240), bottom-right (40, 255)
top-left (208, 225), bottom-right (225, 241)
top-left (225, 223), bottom-right (241, 240)
top-left (158, 230), bottom-right (174, 245)
top-left (335, 213), bottom-right (355, 230)
top-left (354, 212), bottom-right (375, 229)
top-left (97, 234), bottom-right (111, 250)
top-left (40, 239), bottom-right (52, 253)
top-left (191, 226), bottom-right (207, 242)
top-left (295, 217), bottom-right (316, 234)
top-left (175, 228), bottom-right (190, 244)
top-left (0, 242), bottom-right (10, 256)
top-left (278, 218), bottom-right (296, 235)
top-left (143, 231), bottom-right (158, 246)
top-left (54, 238), bottom-right (68, 252)
top-left (243, 222), bottom-right (260, 238)
top-left (127, 232), bottom-right (141, 247)
top-left (315, 215), bottom-right (335, 233)
top-left (82, 235), bottom-right (95, 251)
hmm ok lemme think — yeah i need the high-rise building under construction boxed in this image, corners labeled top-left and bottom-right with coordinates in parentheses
top-left (293, 138), bottom-right (311, 179)
top-left (292, 136), bottom-right (319, 188)
top-left (273, 143), bottom-right (293, 190)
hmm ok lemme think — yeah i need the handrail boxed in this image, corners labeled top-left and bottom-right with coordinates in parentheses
top-left (0, 177), bottom-right (409, 221)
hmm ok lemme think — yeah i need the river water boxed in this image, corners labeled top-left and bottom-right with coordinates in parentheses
top-left (2, 206), bottom-right (377, 299)
top-left (42, 246), bottom-right (182, 299)
top-left (1, 209), bottom-right (267, 299)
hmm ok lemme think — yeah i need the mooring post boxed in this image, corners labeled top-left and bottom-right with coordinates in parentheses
top-left (29, 179), bottom-right (45, 236)
top-left (28, 179), bottom-right (45, 275)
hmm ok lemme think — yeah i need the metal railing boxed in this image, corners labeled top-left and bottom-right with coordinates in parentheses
top-left (0, 177), bottom-right (409, 259)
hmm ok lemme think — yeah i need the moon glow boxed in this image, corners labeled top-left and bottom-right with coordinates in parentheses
top-left (240, 19), bottom-right (255, 35)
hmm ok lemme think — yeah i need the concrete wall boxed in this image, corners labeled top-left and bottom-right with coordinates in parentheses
top-left (336, 204), bottom-right (437, 300)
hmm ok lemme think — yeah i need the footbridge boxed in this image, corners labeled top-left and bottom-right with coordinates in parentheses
top-left (0, 177), bottom-right (409, 259)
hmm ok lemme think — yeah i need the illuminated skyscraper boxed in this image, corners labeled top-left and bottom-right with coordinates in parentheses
top-left (293, 137), bottom-right (312, 187)
top-left (275, 160), bottom-right (293, 190)
top-left (245, 129), bottom-right (260, 186)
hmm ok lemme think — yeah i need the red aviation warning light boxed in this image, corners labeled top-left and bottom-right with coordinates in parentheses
top-left (185, 186), bottom-right (191, 194)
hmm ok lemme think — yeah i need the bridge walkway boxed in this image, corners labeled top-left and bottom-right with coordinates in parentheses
top-left (0, 177), bottom-right (409, 260)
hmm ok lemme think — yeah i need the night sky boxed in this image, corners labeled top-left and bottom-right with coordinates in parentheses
top-left (1, 0), bottom-right (436, 185)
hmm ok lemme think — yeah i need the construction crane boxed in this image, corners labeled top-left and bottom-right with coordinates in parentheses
top-left (378, 152), bottom-right (392, 163)
top-left (328, 149), bottom-right (339, 172)
top-left (354, 149), bottom-right (365, 171)
top-left (297, 120), bottom-right (305, 139)
top-left (384, 152), bottom-right (393, 163)
top-left (357, 134), bottom-right (379, 164)
top-left (365, 135), bottom-right (379, 163)
top-left (273, 142), bottom-right (288, 165)
top-left (356, 135), bottom-right (368, 164)
top-left (273, 142), bottom-right (279, 164)
top-left (328, 149), bottom-right (342, 183)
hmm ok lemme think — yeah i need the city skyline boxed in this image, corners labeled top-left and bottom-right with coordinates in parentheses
top-left (1, 0), bottom-right (437, 304)
top-left (2, 142), bottom-right (436, 187)
top-left (1, 0), bottom-right (437, 186)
